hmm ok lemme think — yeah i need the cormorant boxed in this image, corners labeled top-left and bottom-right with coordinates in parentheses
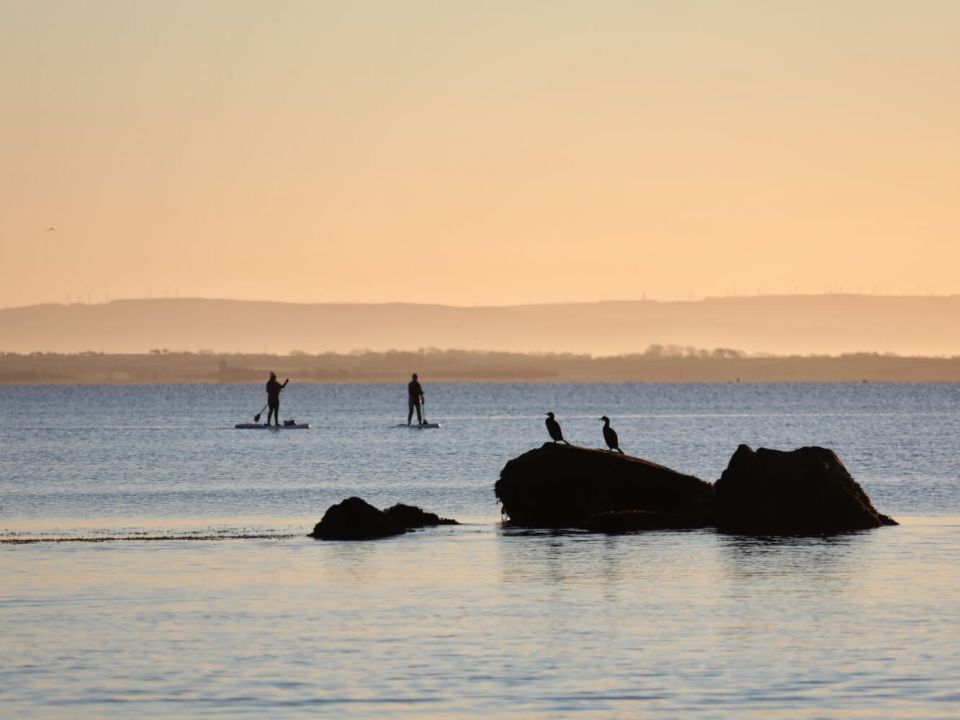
top-left (600, 415), bottom-right (623, 453)
top-left (545, 412), bottom-right (568, 444)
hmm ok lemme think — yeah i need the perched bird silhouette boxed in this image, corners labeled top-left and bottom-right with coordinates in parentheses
top-left (545, 412), bottom-right (569, 444)
top-left (600, 416), bottom-right (623, 453)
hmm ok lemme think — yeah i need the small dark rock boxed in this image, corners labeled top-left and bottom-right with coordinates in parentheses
top-left (714, 444), bottom-right (897, 534)
top-left (310, 497), bottom-right (404, 540)
top-left (384, 503), bottom-right (459, 529)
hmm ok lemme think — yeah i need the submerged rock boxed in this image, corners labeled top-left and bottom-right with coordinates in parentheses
top-left (714, 445), bottom-right (897, 534)
top-left (384, 503), bottom-right (459, 529)
top-left (582, 508), bottom-right (712, 534)
top-left (310, 498), bottom-right (459, 540)
top-left (495, 443), bottom-right (713, 528)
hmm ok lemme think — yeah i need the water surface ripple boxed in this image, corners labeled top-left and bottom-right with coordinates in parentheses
top-left (2, 383), bottom-right (960, 718)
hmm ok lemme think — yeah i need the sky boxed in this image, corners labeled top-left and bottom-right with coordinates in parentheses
top-left (1, 0), bottom-right (958, 308)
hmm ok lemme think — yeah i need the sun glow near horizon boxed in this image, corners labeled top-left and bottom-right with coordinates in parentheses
top-left (2, 1), bottom-right (958, 309)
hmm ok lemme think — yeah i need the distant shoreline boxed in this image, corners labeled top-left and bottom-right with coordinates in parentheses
top-left (3, 350), bottom-right (960, 385)
top-left (4, 296), bottom-right (960, 358)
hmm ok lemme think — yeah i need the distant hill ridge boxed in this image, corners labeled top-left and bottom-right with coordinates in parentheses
top-left (1, 295), bottom-right (959, 356)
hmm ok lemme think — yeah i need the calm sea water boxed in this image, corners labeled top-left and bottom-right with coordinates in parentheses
top-left (2, 383), bottom-right (960, 718)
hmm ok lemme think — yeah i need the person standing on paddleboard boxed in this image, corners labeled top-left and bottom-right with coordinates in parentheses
top-left (266, 372), bottom-right (289, 427)
top-left (407, 373), bottom-right (425, 426)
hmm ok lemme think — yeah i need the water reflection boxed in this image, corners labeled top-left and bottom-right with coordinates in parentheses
top-left (716, 531), bottom-right (867, 606)
top-left (498, 528), bottom-right (624, 590)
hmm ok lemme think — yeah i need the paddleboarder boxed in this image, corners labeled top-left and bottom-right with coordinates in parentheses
top-left (407, 373), bottom-right (425, 426)
top-left (266, 372), bottom-right (289, 427)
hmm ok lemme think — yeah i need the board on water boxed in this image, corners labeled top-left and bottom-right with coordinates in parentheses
top-left (234, 422), bottom-right (311, 430)
top-left (394, 422), bottom-right (442, 429)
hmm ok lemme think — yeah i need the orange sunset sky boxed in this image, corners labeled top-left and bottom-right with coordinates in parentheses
top-left (1, 0), bottom-right (958, 309)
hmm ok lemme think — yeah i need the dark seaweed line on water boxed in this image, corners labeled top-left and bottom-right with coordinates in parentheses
top-left (1, 533), bottom-right (299, 545)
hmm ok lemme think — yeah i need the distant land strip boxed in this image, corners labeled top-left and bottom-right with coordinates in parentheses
top-left (3, 349), bottom-right (960, 384)
top-left (4, 296), bottom-right (960, 357)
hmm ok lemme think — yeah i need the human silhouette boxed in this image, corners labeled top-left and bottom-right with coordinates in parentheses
top-left (265, 372), bottom-right (289, 427)
top-left (407, 373), bottom-right (425, 426)
top-left (545, 412), bottom-right (569, 444)
top-left (600, 415), bottom-right (623, 453)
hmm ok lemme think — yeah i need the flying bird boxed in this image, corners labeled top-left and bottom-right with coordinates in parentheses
top-left (600, 416), bottom-right (623, 453)
top-left (545, 412), bottom-right (569, 444)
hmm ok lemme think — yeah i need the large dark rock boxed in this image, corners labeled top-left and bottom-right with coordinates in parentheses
top-left (714, 445), bottom-right (897, 534)
top-left (384, 503), bottom-right (459, 529)
top-left (310, 497), bottom-right (404, 540)
top-left (310, 497), bottom-right (459, 540)
top-left (495, 443), bottom-right (713, 528)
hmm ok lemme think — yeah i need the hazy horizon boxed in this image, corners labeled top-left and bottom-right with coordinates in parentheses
top-left (4, 294), bottom-right (960, 356)
top-left (6, 290), bottom-right (960, 313)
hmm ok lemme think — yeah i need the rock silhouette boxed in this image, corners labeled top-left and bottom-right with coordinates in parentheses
top-left (311, 497), bottom-right (403, 540)
top-left (496, 443), bottom-right (896, 534)
top-left (713, 445), bottom-right (897, 533)
top-left (310, 497), bottom-right (458, 540)
top-left (495, 443), bottom-right (713, 528)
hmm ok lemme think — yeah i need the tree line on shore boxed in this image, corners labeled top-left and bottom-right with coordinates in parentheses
top-left (2, 347), bottom-right (960, 384)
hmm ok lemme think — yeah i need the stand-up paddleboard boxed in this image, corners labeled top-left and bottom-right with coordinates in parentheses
top-left (394, 422), bottom-right (442, 429)
top-left (235, 422), bottom-right (310, 430)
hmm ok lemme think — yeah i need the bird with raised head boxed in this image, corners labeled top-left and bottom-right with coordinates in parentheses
top-left (545, 412), bottom-right (569, 444)
top-left (600, 416), bottom-right (623, 453)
